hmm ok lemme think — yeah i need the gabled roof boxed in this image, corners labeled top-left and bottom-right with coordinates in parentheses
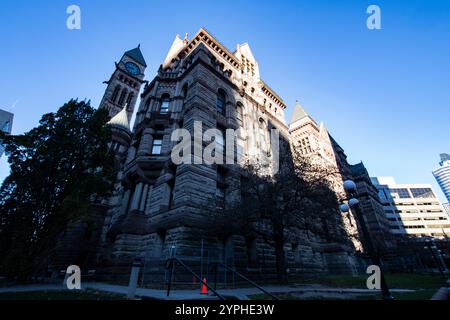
top-left (290, 101), bottom-right (308, 124)
top-left (173, 28), bottom-right (286, 109)
top-left (179, 28), bottom-right (241, 69)
top-left (125, 45), bottom-right (147, 67)
top-left (163, 35), bottom-right (186, 69)
top-left (236, 42), bottom-right (256, 63)
top-left (108, 105), bottom-right (130, 132)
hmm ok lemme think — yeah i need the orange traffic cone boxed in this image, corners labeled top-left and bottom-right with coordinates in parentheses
top-left (200, 278), bottom-right (208, 294)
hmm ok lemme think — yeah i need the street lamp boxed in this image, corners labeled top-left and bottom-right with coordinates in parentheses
top-left (340, 180), bottom-right (394, 300)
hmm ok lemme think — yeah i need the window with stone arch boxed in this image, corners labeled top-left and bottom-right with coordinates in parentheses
top-left (111, 85), bottom-right (121, 103)
top-left (160, 94), bottom-right (170, 114)
top-left (182, 83), bottom-right (189, 104)
top-left (236, 102), bottom-right (244, 127)
top-left (118, 89), bottom-right (127, 106)
top-left (258, 117), bottom-right (267, 149)
top-left (216, 89), bottom-right (226, 115)
top-left (126, 92), bottom-right (134, 106)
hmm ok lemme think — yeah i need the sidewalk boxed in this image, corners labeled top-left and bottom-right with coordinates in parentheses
top-left (0, 282), bottom-right (416, 300)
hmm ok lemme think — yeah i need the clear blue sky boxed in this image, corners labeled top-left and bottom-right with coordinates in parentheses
top-left (1, 0), bottom-right (449, 202)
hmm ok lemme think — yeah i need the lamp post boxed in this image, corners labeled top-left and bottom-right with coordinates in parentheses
top-left (339, 180), bottom-right (394, 300)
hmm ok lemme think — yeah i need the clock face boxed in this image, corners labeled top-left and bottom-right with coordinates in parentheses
top-left (125, 62), bottom-right (140, 76)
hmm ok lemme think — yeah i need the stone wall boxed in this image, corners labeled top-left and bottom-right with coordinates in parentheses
top-left (93, 31), bottom-right (364, 283)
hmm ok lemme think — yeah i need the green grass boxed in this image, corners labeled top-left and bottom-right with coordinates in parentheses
top-left (391, 289), bottom-right (439, 300)
top-left (249, 289), bottom-right (439, 301)
top-left (249, 273), bottom-right (447, 300)
top-left (297, 273), bottom-right (447, 290)
top-left (0, 289), bottom-right (127, 300)
top-left (249, 292), bottom-right (377, 300)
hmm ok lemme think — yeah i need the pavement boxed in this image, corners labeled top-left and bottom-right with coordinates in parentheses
top-left (0, 282), bottom-right (416, 300)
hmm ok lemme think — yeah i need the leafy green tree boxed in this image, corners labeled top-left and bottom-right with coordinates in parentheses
top-left (0, 99), bottom-right (116, 279)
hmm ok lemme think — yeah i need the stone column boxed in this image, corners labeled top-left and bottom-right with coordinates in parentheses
top-left (144, 186), bottom-right (154, 215)
top-left (137, 128), bottom-right (154, 157)
top-left (126, 146), bottom-right (137, 164)
top-left (127, 259), bottom-right (142, 299)
top-left (139, 184), bottom-right (149, 212)
top-left (120, 189), bottom-right (132, 216)
top-left (130, 182), bottom-right (144, 211)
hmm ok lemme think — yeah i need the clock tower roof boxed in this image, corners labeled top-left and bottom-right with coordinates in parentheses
top-left (124, 45), bottom-right (147, 67)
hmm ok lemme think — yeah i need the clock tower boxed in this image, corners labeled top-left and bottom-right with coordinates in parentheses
top-left (99, 45), bottom-right (147, 123)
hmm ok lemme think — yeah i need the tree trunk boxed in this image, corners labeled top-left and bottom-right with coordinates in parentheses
top-left (274, 238), bottom-right (288, 284)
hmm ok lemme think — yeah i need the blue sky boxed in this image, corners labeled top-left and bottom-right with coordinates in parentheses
top-left (0, 0), bottom-right (449, 202)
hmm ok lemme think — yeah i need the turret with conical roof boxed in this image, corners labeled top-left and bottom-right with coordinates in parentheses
top-left (107, 104), bottom-right (132, 162)
top-left (108, 104), bottom-right (131, 132)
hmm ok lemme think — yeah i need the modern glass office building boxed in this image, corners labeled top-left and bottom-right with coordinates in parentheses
top-left (372, 177), bottom-right (450, 238)
top-left (443, 203), bottom-right (450, 218)
top-left (433, 153), bottom-right (450, 203)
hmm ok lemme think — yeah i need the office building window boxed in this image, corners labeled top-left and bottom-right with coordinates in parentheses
top-left (410, 188), bottom-right (435, 198)
top-left (389, 188), bottom-right (411, 199)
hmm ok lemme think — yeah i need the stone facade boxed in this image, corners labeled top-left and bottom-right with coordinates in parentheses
top-left (331, 139), bottom-right (397, 253)
top-left (288, 102), bottom-right (362, 253)
top-left (90, 29), bottom-right (369, 282)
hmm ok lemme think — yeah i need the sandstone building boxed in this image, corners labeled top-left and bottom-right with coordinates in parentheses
top-left (56, 28), bottom-right (386, 282)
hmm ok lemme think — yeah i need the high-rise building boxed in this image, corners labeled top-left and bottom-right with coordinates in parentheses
top-left (443, 203), bottom-right (450, 218)
top-left (0, 108), bottom-right (14, 157)
top-left (372, 177), bottom-right (450, 238)
top-left (432, 153), bottom-right (450, 202)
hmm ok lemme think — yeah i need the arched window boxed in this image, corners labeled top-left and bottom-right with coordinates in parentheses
top-left (126, 92), bottom-right (134, 105)
top-left (182, 84), bottom-right (188, 103)
top-left (111, 85), bottom-right (120, 103)
top-left (118, 89), bottom-right (127, 106)
top-left (258, 118), bottom-right (267, 149)
top-left (236, 102), bottom-right (244, 127)
top-left (160, 94), bottom-right (170, 114)
top-left (216, 89), bottom-right (226, 115)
